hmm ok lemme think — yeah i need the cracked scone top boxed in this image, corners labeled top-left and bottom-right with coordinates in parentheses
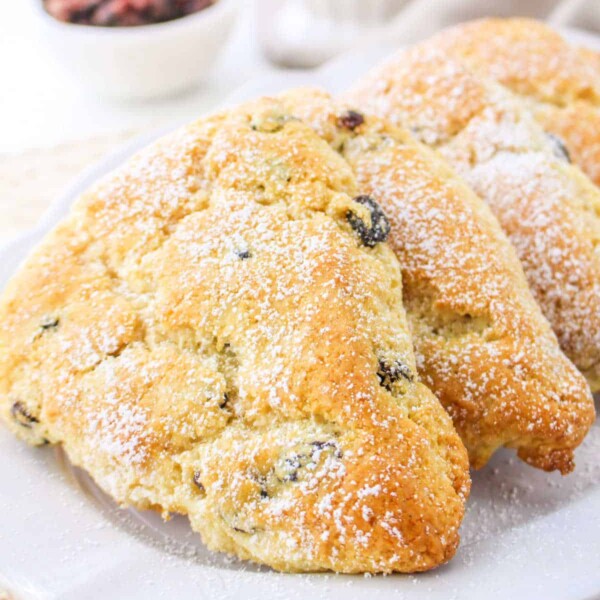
top-left (270, 88), bottom-right (595, 473)
top-left (426, 18), bottom-right (600, 187)
top-left (0, 101), bottom-right (469, 573)
top-left (346, 43), bottom-right (600, 392)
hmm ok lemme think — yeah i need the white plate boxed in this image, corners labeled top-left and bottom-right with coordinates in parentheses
top-left (2, 28), bottom-right (600, 600)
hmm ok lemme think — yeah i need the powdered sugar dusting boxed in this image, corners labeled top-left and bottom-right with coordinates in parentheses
top-left (283, 88), bottom-right (594, 475)
top-left (346, 42), bottom-right (600, 392)
top-left (0, 98), bottom-right (468, 573)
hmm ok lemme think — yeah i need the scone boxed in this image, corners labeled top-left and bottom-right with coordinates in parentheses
top-left (346, 44), bottom-right (600, 392)
top-left (427, 18), bottom-right (600, 186)
top-left (0, 101), bottom-right (469, 573)
top-left (268, 88), bottom-right (595, 473)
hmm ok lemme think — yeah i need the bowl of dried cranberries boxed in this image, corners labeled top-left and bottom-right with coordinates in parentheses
top-left (35, 0), bottom-right (237, 100)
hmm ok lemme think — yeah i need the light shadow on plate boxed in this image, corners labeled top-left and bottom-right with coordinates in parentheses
top-left (55, 448), bottom-right (271, 573)
top-left (461, 399), bottom-right (600, 548)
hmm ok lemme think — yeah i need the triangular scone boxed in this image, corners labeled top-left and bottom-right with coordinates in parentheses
top-left (0, 102), bottom-right (469, 573)
top-left (270, 88), bottom-right (594, 473)
top-left (425, 18), bottom-right (600, 187)
top-left (346, 45), bottom-right (600, 392)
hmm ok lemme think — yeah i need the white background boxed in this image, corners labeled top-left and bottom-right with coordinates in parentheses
top-left (0, 1), bottom-right (272, 154)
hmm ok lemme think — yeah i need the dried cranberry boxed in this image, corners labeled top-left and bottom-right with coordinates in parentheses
top-left (346, 195), bottom-right (390, 247)
top-left (192, 471), bottom-right (205, 492)
top-left (11, 401), bottom-right (39, 429)
top-left (274, 440), bottom-right (341, 483)
top-left (546, 132), bottom-right (571, 163)
top-left (235, 249), bottom-right (251, 260)
top-left (337, 110), bottom-right (365, 131)
top-left (43, 0), bottom-right (215, 27)
top-left (219, 393), bottom-right (229, 409)
top-left (377, 359), bottom-right (414, 391)
top-left (40, 316), bottom-right (60, 330)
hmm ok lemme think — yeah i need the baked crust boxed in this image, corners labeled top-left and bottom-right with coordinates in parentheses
top-left (427, 18), bottom-right (600, 187)
top-left (277, 88), bottom-right (595, 473)
top-left (0, 101), bottom-right (469, 573)
top-left (346, 42), bottom-right (600, 393)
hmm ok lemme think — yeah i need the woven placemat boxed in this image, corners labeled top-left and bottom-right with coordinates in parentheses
top-left (0, 130), bottom-right (142, 243)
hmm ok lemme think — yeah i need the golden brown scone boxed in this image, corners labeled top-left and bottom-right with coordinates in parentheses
top-left (0, 100), bottom-right (469, 573)
top-left (427, 18), bottom-right (600, 186)
top-left (346, 44), bottom-right (600, 392)
top-left (271, 88), bottom-right (594, 473)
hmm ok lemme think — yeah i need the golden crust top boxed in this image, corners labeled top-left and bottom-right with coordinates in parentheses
top-left (277, 88), bottom-right (595, 473)
top-left (428, 18), bottom-right (600, 186)
top-left (346, 42), bottom-right (600, 394)
top-left (0, 100), bottom-right (469, 573)
top-left (429, 18), bottom-right (600, 105)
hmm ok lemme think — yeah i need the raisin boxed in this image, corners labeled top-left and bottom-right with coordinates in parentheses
top-left (337, 110), bottom-right (365, 131)
top-left (279, 456), bottom-right (302, 482)
top-left (235, 249), bottom-right (251, 260)
top-left (223, 511), bottom-right (258, 534)
top-left (232, 525), bottom-right (254, 534)
top-left (377, 359), bottom-right (414, 391)
top-left (310, 440), bottom-right (341, 456)
top-left (40, 316), bottom-right (60, 330)
top-left (11, 401), bottom-right (39, 429)
top-left (192, 471), bottom-right (205, 492)
top-left (347, 195), bottom-right (390, 247)
top-left (255, 473), bottom-right (269, 498)
top-left (546, 132), bottom-right (571, 163)
top-left (274, 440), bottom-right (341, 483)
top-left (219, 393), bottom-right (229, 409)
top-left (311, 440), bottom-right (331, 450)
top-left (250, 114), bottom-right (298, 133)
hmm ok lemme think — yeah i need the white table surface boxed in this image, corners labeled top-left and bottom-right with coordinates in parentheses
top-left (0, 1), bottom-right (279, 155)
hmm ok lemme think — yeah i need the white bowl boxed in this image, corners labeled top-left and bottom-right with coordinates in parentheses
top-left (32, 0), bottom-right (238, 101)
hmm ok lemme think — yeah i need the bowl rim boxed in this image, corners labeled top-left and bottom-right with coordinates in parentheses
top-left (32, 0), bottom-right (236, 36)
